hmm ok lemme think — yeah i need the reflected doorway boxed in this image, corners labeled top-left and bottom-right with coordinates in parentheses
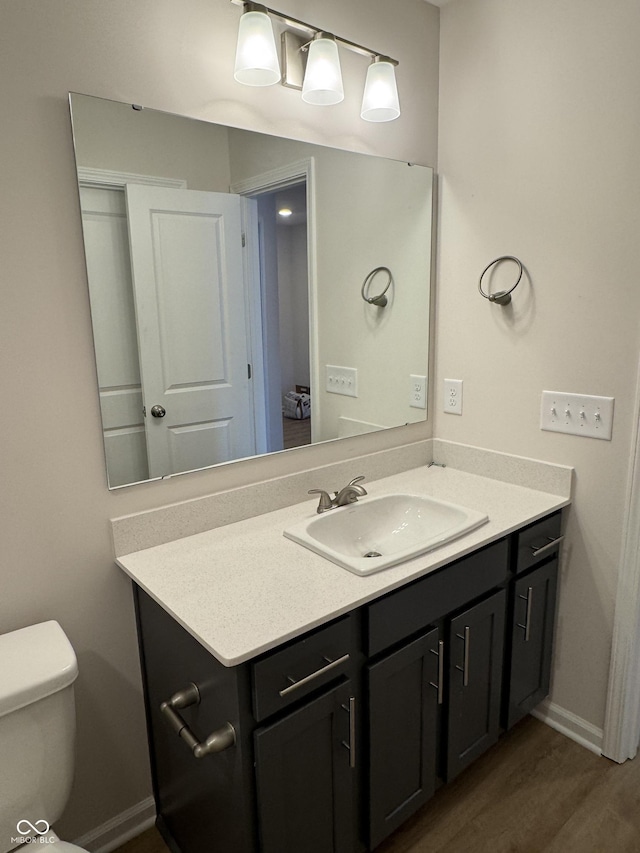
top-left (246, 181), bottom-right (312, 454)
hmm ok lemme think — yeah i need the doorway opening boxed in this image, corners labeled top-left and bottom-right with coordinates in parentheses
top-left (251, 181), bottom-right (311, 453)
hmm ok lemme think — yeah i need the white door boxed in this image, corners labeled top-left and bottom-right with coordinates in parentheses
top-left (126, 185), bottom-right (255, 478)
top-left (80, 186), bottom-right (149, 487)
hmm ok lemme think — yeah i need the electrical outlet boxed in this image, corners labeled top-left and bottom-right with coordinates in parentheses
top-left (443, 378), bottom-right (463, 415)
top-left (540, 391), bottom-right (614, 440)
top-left (325, 365), bottom-right (358, 398)
top-left (410, 374), bottom-right (427, 409)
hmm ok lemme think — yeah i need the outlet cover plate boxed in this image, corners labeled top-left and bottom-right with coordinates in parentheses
top-left (410, 374), bottom-right (427, 409)
top-left (540, 390), bottom-right (614, 440)
top-left (326, 365), bottom-right (358, 398)
top-left (443, 378), bottom-right (463, 415)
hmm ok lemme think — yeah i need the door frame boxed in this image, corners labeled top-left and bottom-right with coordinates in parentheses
top-left (239, 196), bottom-right (269, 455)
top-left (231, 158), bottom-right (318, 441)
top-left (77, 166), bottom-right (187, 191)
top-left (603, 355), bottom-right (640, 763)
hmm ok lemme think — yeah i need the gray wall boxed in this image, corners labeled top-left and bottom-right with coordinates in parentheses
top-left (436, 0), bottom-right (640, 735)
top-left (0, 0), bottom-right (439, 841)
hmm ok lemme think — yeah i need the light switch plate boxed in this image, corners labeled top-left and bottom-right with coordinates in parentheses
top-left (540, 390), bottom-right (614, 440)
top-left (325, 365), bottom-right (358, 397)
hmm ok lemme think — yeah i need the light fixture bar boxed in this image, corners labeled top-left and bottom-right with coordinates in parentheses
top-left (230, 0), bottom-right (398, 66)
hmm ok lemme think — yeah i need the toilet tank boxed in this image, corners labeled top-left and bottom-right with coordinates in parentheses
top-left (0, 622), bottom-right (78, 853)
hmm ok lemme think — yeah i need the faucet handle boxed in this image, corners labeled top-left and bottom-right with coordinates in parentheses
top-left (347, 476), bottom-right (365, 487)
top-left (308, 489), bottom-right (334, 513)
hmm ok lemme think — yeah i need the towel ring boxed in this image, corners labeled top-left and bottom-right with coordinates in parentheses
top-left (361, 267), bottom-right (393, 308)
top-left (478, 256), bottom-right (523, 306)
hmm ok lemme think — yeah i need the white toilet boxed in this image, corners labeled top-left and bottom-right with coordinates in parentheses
top-left (0, 621), bottom-right (89, 852)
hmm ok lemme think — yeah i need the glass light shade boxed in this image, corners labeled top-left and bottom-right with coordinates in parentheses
top-left (361, 60), bottom-right (400, 122)
top-left (302, 36), bottom-right (344, 106)
top-left (234, 10), bottom-right (281, 87)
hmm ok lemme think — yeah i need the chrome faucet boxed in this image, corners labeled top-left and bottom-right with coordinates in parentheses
top-left (308, 477), bottom-right (367, 513)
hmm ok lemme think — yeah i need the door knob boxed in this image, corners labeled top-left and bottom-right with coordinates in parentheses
top-left (150, 405), bottom-right (166, 418)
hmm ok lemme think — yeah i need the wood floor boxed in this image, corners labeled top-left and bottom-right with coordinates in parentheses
top-left (282, 414), bottom-right (312, 450)
top-left (114, 717), bottom-right (640, 853)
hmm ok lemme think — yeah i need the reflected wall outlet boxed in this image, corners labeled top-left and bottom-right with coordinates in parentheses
top-left (540, 390), bottom-right (614, 440)
top-left (443, 378), bottom-right (463, 415)
top-left (325, 365), bottom-right (358, 397)
top-left (410, 374), bottom-right (427, 409)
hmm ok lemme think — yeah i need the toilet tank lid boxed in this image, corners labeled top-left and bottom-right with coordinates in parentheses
top-left (0, 621), bottom-right (78, 718)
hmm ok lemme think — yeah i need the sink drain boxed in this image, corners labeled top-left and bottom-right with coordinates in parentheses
top-left (363, 551), bottom-right (382, 558)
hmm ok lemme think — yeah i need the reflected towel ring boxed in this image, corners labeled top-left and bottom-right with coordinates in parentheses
top-left (361, 266), bottom-right (393, 308)
top-left (478, 256), bottom-right (523, 305)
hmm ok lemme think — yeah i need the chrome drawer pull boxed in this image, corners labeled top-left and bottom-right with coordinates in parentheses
top-left (160, 683), bottom-right (236, 759)
top-left (340, 696), bottom-right (357, 768)
top-left (279, 653), bottom-right (350, 697)
top-left (530, 535), bottom-right (564, 559)
top-left (429, 639), bottom-right (445, 704)
top-left (517, 587), bottom-right (534, 642)
top-left (455, 627), bottom-right (470, 687)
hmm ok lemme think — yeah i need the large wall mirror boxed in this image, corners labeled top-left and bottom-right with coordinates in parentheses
top-left (69, 93), bottom-right (433, 489)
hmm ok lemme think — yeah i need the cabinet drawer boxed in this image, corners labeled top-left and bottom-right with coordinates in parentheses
top-left (516, 512), bottom-right (562, 574)
top-left (367, 539), bottom-right (509, 657)
top-left (252, 616), bottom-right (353, 721)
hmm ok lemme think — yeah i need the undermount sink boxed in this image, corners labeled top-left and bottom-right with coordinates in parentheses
top-left (283, 493), bottom-right (489, 576)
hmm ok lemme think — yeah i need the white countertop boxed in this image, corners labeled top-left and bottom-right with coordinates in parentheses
top-left (116, 465), bottom-right (569, 667)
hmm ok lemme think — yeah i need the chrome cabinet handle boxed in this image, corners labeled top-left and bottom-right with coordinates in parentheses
top-left (517, 586), bottom-right (534, 642)
top-left (160, 683), bottom-right (235, 759)
top-left (455, 627), bottom-right (470, 687)
top-left (429, 639), bottom-right (445, 704)
top-left (279, 653), bottom-right (350, 697)
top-left (530, 535), bottom-right (564, 559)
top-left (341, 696), bottom-right (357, 768)
top-left (150, 404), bottom-right (166, 418)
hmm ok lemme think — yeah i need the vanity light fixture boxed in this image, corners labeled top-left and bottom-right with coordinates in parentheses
top-left (278, 207), bottom-right (293, 217)
top-left (233, 2), bottom-right (281, 86)
top-left (361, 57), bottom-right (400, 123)
top-left (301, 32), bottom-right (344, 105)
top-left (231, 0), bottom-right (400, 121)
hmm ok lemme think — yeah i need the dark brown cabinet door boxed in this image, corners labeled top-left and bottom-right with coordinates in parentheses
top-left (506, 559), bottom-right (558, 728)
top-left (367, 628), bottom-right (440, 849)
top-left (254, 681), bottom-right (358, 853)
top-left (446, 588), bottom-right (506, 781)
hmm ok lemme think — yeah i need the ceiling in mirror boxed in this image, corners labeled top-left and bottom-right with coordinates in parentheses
top-left (69, 93), bottom-right (433, 488)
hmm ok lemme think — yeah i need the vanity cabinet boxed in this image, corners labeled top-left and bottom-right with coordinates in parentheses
top-left (251, 615), bottom-right (361, 853)
top-left (134, 586), bottom-right (257, 853)
top-left (133, 510), bottom-right (563, 853)
top-left (255, 680), bottom-right (358, 853)
top-left (366, 541), bottom-right (509, 847)
top-left (503, 512), bottom-right (562, 730)
top-left (505, 561), bottom-right (557, 729)
top-left (446, 588), bottom-right (506, 780)
top-left (367, 628), bottom-right (440, 848)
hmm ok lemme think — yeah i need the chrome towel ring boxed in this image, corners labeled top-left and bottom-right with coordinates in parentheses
top-left (361, 266), bottom-right (393, 308)
top-left (478, 256), bottom-right (523, 305)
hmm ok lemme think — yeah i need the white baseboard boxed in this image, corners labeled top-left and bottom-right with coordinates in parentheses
top-left (72, 796), bottom-right (156, 853)
top-left (532, 699), bottom-right (604, 756)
